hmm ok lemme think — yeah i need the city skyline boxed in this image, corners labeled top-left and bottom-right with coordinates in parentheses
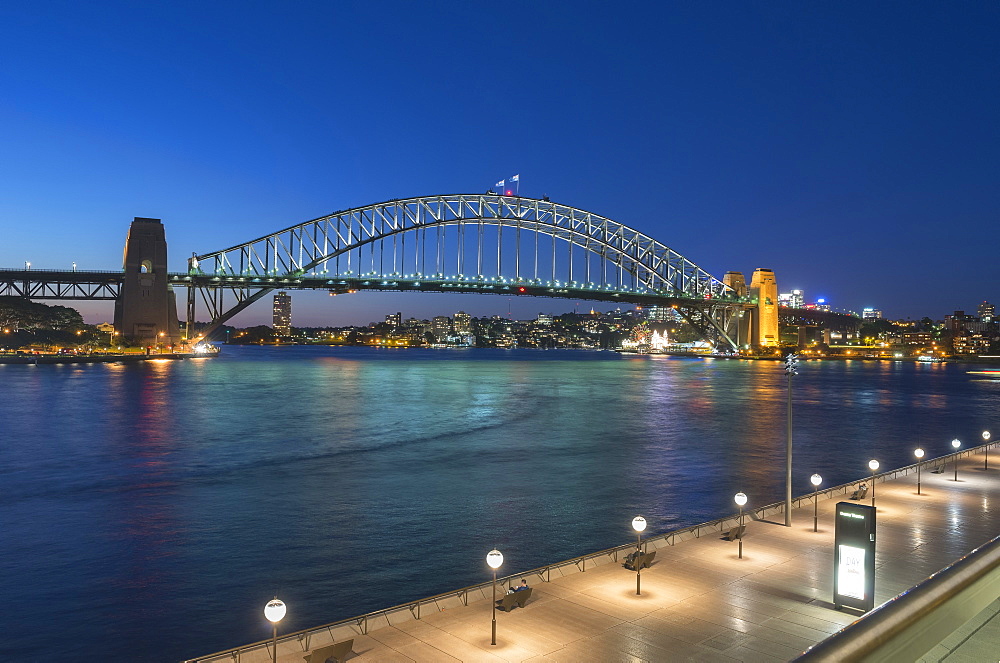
top-left (1, 2), bottom-right (997, 325)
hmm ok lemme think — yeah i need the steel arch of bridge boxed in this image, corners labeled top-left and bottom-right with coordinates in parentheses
top-left (186, 194), bottom-right (750, 347)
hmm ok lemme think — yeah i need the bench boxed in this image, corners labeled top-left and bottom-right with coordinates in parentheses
top-left (930, 465), bottom-right (945, 474)
top-left (722, 524), bottom-right (745, 541)
top-left (850, 485), bottom-right (868, 500)
top-left (303, 639), bottom-right (354, 663)
top-left (497, 586), bottom-right (532, 611)
top-left (623, 550), bottom-right (656, 570)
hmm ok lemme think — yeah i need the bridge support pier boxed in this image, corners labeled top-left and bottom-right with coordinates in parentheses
top-left (113, 217), bottom-right (181, 347)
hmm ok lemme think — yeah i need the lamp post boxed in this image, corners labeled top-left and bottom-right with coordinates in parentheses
top-left (784, 354), bottom-right (798, 527)
top-left (983, 431), bottom-right (991, 470)
top-left (486, 548), bottom-right (503, 646)
top-left (915, 448), bottom-right (924, 495)
top-left (263, 598), bottom-right (286, 663)
top-left (734, 493), bottom-right (747, 559)
top-left (868, 460), bottom-right (879, 508)
top-left (632, 515), bottom-right (646, 595)
top-left (810, 474), bottom-right (822, 532)
top-left (952, 439), bottom-right (961, 481)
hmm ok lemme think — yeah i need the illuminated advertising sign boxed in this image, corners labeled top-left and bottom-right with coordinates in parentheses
top-left (834, 502), bottom-right (876, 612)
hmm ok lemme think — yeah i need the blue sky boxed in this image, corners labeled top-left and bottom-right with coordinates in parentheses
top-left (1, 1), bottom-right (997, 325)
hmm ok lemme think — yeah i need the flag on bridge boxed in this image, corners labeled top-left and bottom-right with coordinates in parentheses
top-left (495, 179), bottom-right (504, 187)
top-left (510, 174), bottom-right (519, 182)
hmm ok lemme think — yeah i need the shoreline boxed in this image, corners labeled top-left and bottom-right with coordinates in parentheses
top-left (0, 351), bottom-right (216, 365)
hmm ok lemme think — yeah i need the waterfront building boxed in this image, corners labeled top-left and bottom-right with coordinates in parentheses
top-left (273, 292), bottom-right (291, 335)
top-left (453, 311), bottom-right (472, 334)
top-left (431, 316), bottom-right (451, 339)
top-left (385, 312), bottom-right (402, 329)
top-left (952, 332), bottom-right (991, 355)
top-left (749, 268), bottom-right (779, 347)
top-left (862, 307), bottom-right (883, 320)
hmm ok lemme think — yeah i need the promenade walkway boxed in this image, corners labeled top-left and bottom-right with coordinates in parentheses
top-left (236, 451), bottom-right (1000, 663)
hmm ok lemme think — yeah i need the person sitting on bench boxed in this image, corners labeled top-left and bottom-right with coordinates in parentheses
top-left (623, 549), bottom-right (641, 569)
top-left (499, 578), bottom-right (529, 601)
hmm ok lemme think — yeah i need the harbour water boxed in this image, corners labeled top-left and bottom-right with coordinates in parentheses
top-left (1, 347), bottom-right (996, 662)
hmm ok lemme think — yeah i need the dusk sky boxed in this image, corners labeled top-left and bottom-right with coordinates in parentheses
top-left (1, 1), bottom-right (997, 326)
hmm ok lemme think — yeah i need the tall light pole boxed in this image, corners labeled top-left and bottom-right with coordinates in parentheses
top-left (784, 354), bottom-right (798, 527)
top-left (486, 548), bottom-right (503, 646)
top-left (263, 598), bottom-right (286, 663)
top-left (952, 439), bottom-right (961, 481)
top-left (915, 448), bottom-right (924, 495)
top-left (868, 460), bottom-right (879, 508)
top-left (734, 492), bottom-right (747, 559)
top-left (810, 474), bottom-right (822, 532)
top-left (983, 431), bottom-right (991, 470)
top-left (632, 515), bottom-right (646, 595)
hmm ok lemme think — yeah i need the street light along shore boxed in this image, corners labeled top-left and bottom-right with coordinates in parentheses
top-left (810, 474), bottom-right (822, 532)
top-left (263, 598), bottom-right (286, 663)
top-left (632, 515), bottom-right (646, 595)
top-left (486, 548), bottom-right (503, 646)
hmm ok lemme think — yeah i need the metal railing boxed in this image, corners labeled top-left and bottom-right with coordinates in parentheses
top-left (793, 532), bottom-right (1000, 662)
top-left (182, 440), bottom-right (999, 662)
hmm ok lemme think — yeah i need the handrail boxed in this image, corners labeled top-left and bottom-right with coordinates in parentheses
top-left (793, 532), bottom-right (1000, 662)
top-left (181, 439), bottom-right (998, 662)
top-left (0, 268), bottom-right (124, 274)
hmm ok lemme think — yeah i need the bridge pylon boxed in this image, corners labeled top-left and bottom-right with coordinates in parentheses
top-left (113, 217), bottom-right (181, 347)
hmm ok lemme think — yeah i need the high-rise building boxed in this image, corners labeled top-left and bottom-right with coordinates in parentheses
top-left (431, 316), bottom-right (452, 339)
top-left (862, 308), bottom-right (883, 320)
top-left (750, 268), bottom-right (778, 347)
top-left (273, 291), bottom-right (291, 335)
top-left (453, 311), bottom-right (472, 333)
top-left (385, 312), bottom-right (402, 328)
top-left (978, 301), bottom-right (994, 323)
top-left (779, 289), bottom-right (805, 309)
top-left (645, 305), bottom-right (680, 322)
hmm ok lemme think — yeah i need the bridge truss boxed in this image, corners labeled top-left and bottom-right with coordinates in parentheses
top-left (186, 194), bottom-right (751, 348)
top-left (0, 269), bottom-right (122, 300)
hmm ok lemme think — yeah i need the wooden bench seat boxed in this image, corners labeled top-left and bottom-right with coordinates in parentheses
top-left (623, 550), bottom-right (656, 570)
top-left (303, 639), bottom-right (354, 663)
top-left (497, 586), bottom-right (532, 611)
top-left (722, 524), bottom-right (745, 541)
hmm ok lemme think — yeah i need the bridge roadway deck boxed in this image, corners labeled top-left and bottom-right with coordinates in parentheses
top-left (250, 452), bottom-right (1000, 663)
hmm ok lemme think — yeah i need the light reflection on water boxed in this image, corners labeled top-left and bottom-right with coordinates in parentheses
top-left (0, 347), bottom-right (996, 662)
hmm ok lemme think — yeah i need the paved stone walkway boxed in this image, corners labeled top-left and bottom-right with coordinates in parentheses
top-left (258, 451), bottom-right (1000, 663)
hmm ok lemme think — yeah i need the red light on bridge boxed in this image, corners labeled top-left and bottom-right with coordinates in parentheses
top-left (506, 190), bottom-right (513, 196)
top-left (518, 287), bottom-right (526, 293)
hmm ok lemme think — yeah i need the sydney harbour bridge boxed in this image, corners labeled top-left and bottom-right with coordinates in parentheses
top-left (0, 193), bottom-right (855, 350)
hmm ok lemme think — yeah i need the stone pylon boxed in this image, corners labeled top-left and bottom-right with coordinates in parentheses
top-left (113, 217), bottom-right (181, 347)
top-left (749, 268), bottom-right (779, 347)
